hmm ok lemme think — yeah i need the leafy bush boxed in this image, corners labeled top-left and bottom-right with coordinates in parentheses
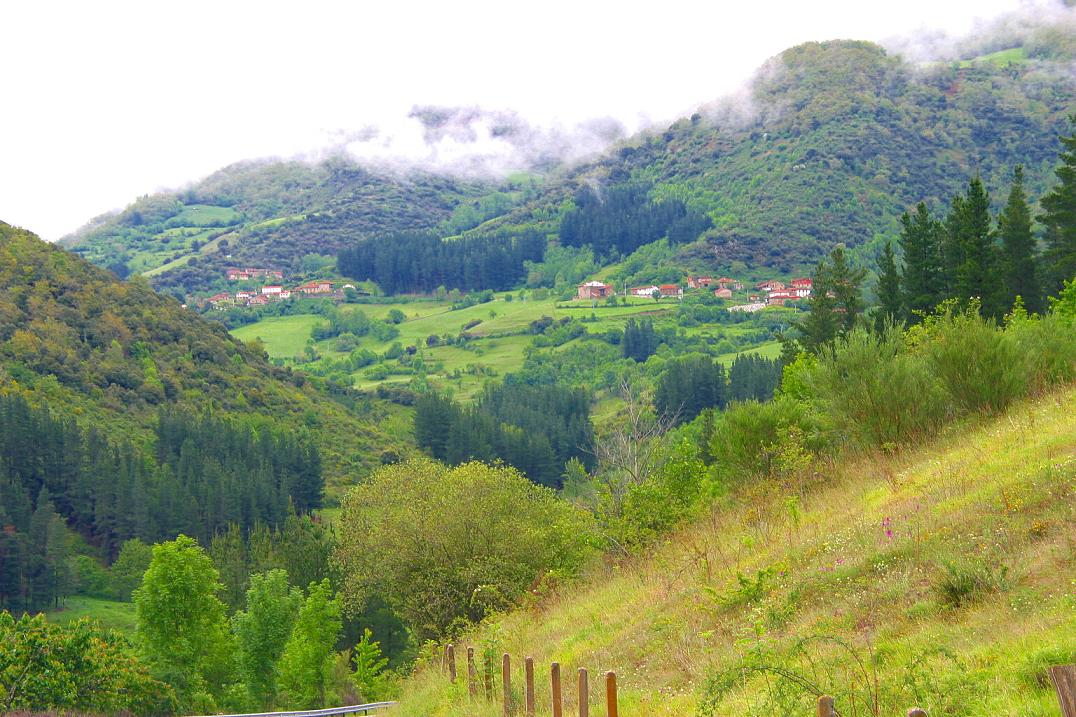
top-left (914, 306), bottom-right (1027, 414)
top-left (710, 398), bottom-right (805, 478)
top-left (807, 327), bottom-right (949, 447)
top-left (335, 459), bottom-right (596, 640)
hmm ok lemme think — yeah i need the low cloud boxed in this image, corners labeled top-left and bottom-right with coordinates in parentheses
top-left (327, 106), bottom-right (627, 178)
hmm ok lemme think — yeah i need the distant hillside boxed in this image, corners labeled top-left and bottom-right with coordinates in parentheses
top-left (62, 158), bottom-right (515, 293)
top-left (65, 28), bottom-right (1076, 292)
top-left (0, 222), bottom-right (409, 488)
top-left (467, 38), bottom-right (1076, 273)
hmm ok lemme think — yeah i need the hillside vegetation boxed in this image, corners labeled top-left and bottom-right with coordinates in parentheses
top-left (0, 222), bottom-right (410, 489)
top-left (467, 38), bottom-right (1075, 274)
top-left (64, 159), bottom-right (507, 293)
top-left (393, 383), bottom-right (1076, 716)
top-left (64, 29), bottom-right (1076, 296)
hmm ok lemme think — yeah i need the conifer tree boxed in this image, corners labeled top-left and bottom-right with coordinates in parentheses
top-left (794, 258), bottom-right (838, 354)
top-left (998, 166), bottom-right (1042, 314)
top-left (828, 245), bottom-right (867, 333)
top-left (874, 241), bottom-right (903, 331)
top-left (1040, 115), bottom-right (1076, 294)
top-left (947, 177), bottom-right (1002, 318)
top-left (899, 203), bottom-right (945, 320)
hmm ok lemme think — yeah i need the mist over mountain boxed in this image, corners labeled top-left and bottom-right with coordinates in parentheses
top-left (61, 11), bottom-right (1076, 293)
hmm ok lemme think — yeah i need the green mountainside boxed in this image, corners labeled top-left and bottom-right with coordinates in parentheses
top-left (63, 158), bottom-right (509, 293)
top-left (67, 35), bottom-right (1075, 295)
top-left (0, 222), bottom-right (410, 489)
top-left (468, 39), bottom-right (1075, 273)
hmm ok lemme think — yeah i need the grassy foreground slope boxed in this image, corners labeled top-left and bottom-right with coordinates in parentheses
top-left (396, 385), bottom-right (1076, 716)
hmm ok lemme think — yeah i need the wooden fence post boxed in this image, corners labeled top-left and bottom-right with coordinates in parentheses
top-left (467, 647), bottom-right (477, 698)
top-left (1051, 665), bottom-right (1076, 717)
top-left (447, 644), bottom-right (457, 683)
top-left (551, 662), bottom-right (563, 717)
top-left (503, 653), bottom-right (512, 717)
top-left (605, 671), bottom-right (618, 717)
top-left (907, 709), bottom-right (927, 717)
top-left (525, 656), bottom-right (535, 717)
top-left (578, 667), bottom-right (589, 717)
top-left (483, 650), bottom-right (494, 700)
top-left (817, 695), bottom-right (835, 717)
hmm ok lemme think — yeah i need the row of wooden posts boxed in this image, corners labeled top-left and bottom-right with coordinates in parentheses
top-left (439, 644), bottom-right (619, 717)
top-left (436, 646), bottom-right (1076, 717)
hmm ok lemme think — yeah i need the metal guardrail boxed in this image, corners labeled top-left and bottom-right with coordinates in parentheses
top-left (189, 702), bottom-right (396, 717)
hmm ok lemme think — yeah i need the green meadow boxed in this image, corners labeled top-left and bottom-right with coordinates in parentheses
top-left (230, 293), bottom-right (781, 400)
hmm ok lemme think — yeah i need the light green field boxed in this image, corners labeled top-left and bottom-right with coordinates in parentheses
top-left (958, 47), bottom-right (1027, 68)
top-left (172, 203), bottom-right (241, 226)
top-left (716, 339), bottom-right (783, 365)
top-left (232, 315), bottom-right (325, 358)
top-left (48, 596), bottom-right (138, 637)
top-left (234, 295), bottom-right (781, 398)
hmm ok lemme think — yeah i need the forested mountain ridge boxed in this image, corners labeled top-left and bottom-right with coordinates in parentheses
top-left (464, 38), bottom-right (1076, 272)
top-left (64, 31), bottom-right (1076, 294)
top-left (0, 222), bottom-right (408, 487)
top-left (62, 158), bottom-right (512, 293)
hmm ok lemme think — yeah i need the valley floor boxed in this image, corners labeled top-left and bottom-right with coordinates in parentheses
top-left (392, 384), bottom-right (1076, 716)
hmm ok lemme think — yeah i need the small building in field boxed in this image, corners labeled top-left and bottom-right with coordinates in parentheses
top-left (207, 292), bottom-right (232, 306)
top-left (577, 281), bottom-right (614, 299)
top-left (227, 267), bottom-right (283, 281)
top-left (716, 277), bottom-right (744, 290)
top-left (767, 289), bottom-right (797, 306)
top-left (279, 289), bottom-right (292, 299)
top-left (756, 280), bottom-right (786, 292)
top-left (248, 295), bottom-right (269, 306)
top-left (790, 278), bottom-right (813, 298)
top-left (714, 287), bottom-right (733, 299)
top-left (687, 276), bottom-right (714, 289)
top-left (659, 284), bottom-right (683, 298)
top-left (298, 280), bottom-right (333, 295)
top-left (261, 285), bottom-right (283, 296)
top-left (629, 285), bottom-right (661, 297)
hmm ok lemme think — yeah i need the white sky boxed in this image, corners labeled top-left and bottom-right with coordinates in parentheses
top-left (0, 0), bottom-right (1051, 240)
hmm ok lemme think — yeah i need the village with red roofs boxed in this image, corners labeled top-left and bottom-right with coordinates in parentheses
top-left (577, 275), bottom-right (812, 312)
top-left (205, 269), bottom-right (354, 308)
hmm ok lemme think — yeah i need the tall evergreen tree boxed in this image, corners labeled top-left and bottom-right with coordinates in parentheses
top-left (946, 177), bottom-right (1002, 318)
top-left (794, 258), bottom-right (838, 355)
top-left (998, 166), bottom-right (1042, 314)
top-left (828, 245), bottom-right (867, 333)
top-left (874, 241), bottom-right (903, 331)
top-left (899, 203), bottom-right (945, 321)
top-left (1039, 115), bottom-right (1076, 294)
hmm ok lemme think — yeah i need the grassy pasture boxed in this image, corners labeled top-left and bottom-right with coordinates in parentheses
top-left (48, 596), bottom-right (138, 638)
top-left (232, 294), bottom-right (783, 398)
top-left (232, 315), bottom-right (325, 359)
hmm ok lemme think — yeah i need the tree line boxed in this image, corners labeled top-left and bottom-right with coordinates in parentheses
top-left (337, 229), bottom-right (545, 294)
top-left (0, 397), bottom-right (322, 611)
top-left (655, 352), bottom-right (784, 425)
top-left (413, 382), bottom-right (594, 488)
top-left (559, 182), bottom-right (713, 257)
top-left (874, 121), bottom-right (1076, 328)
